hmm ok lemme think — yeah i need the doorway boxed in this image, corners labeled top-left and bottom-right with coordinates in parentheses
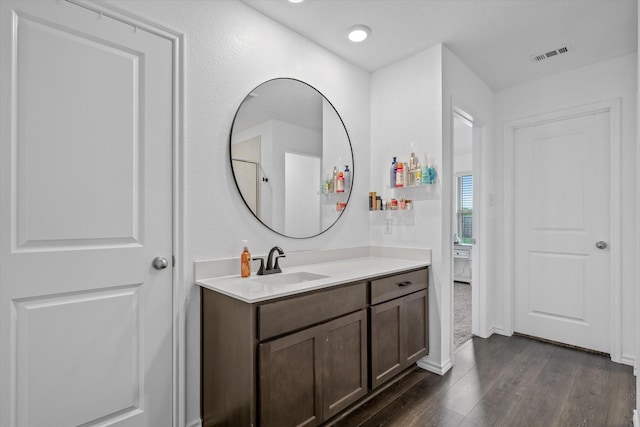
top-left (452, 110), bottom-right (476, 349)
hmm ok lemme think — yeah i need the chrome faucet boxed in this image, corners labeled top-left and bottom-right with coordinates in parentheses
top-left (254, 246), bottom-right (286, 275)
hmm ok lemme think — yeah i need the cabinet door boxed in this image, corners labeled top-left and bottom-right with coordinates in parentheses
top-left (369, 298), bottom-right (403, 389)
top-left (259, 326), bottom-right (322, 427)
top-left (322, 310), bottom-right (367, 420)
top-left (403, 289), bottom-right (429, 365)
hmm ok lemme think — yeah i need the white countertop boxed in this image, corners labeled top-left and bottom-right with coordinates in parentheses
top-left (196, 256), bottom-right (430, 303)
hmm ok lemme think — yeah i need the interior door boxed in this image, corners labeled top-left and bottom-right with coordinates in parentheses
top-left (513, 111), bottom-right (610, 353)
top-left (284, 152), bottom-right (321, 236)
top-left (232, 159), bottom-right (260, 216)
top-left (0, 1), bottom-right (174, 426)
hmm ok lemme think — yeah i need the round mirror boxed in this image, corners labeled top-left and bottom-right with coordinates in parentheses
top-left (230, 78), bottom-right (353, 239)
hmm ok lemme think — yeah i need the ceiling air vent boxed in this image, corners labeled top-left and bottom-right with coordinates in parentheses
top-left (530, 46), bottom-right (570, 62)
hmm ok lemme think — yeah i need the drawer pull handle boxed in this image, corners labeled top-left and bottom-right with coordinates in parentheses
top-left (398, 281), bottom-right (412, 287)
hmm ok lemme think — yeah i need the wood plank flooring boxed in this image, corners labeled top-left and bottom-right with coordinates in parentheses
top-left (330, 335), bottom-right (635, 427)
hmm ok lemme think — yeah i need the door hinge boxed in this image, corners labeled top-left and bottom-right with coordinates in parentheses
top-left (472, 238), bottom-right (477, 245)
top-left (172, 255), bottom-right (175, 267)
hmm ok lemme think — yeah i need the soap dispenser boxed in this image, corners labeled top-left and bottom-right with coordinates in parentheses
top-left (240, 240), bottom-right (251, 278)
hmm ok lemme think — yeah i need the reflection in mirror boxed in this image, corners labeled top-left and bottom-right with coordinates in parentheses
top-left (230, 78), bottom-right (353, 238)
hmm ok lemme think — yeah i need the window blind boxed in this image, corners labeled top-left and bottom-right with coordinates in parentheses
top-left (457, 174), bottom-right (473, 242)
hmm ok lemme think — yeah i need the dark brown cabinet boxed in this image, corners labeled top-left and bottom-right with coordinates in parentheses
top-left (259, 325), bottom-right (322, 427)
top-left (201, 281), bottom-right (367, 427)
top-left (201, 266), bottom-right (428, 427)
top-left (259, 310), bottom-right (367, 427)
top-left (369, 269), bottom-right (429, 389)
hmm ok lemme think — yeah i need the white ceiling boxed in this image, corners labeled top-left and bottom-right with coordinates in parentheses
top-left (241, 0), bottom-right (637, 90)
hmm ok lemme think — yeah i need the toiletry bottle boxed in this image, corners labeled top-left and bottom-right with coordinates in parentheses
top-left (240, 240), bottom-right (251, 278)
top-left (408, 153), bottom-right (416, 184)
top-left (403, 161), bottom-right (409, 186)
top-left (332, 166), bottom-right (338, 193)
top-left (415, 160), bottom-right (422, 185)
top-left (390, 157), bottom-right (397, 188)
top-left (421, 155), bottom-right (431, 184)
top-left (344, 165), bottom-right (351, 191)
top-left (336, 171), bottom-right (345, 193)
top-left (428, 162), bottom-right (436, 184)
top-left (395, 162), bottom-right (404, 187)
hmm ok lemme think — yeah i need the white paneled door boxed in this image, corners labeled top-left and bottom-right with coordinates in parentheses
top-left (0, 1), bottom-right (174, 426)
top-left (513, 111), bottom-right (610, 353)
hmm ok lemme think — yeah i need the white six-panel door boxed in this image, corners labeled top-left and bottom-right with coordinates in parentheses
top-left (513, 111), bottom-right (610, 353)
top-left (0, 1), bottom-right (174, 426)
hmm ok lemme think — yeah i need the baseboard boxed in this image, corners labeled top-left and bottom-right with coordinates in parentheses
top-left (186, 418), bottom-right (202, 427)
top-left (620, 354), bottom-right (636, 368)
top-left (633, 409), bottom-right (638, 427)
top-left (417, 356), bottom-right (452, 376)
top-left (488, 326), bottom-right (507, 336)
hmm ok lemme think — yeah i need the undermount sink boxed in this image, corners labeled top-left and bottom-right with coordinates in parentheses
top-left (251, 271), bottom-right (328, 286)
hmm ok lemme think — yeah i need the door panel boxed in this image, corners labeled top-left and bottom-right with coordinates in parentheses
top-left (527, 252), bottom-right (587, 322)
top-left (403, 290), bottom-right (429, 363)
top-left (514, 112), bottom-right (609, 352)
top-left (15, 13), bottom-right (140, 248)
top-left (322, 310), bottom-right (367, 420)
top-left (0, 1), bottom-right (174, 426)
top-left (15, 287), bottom-right (142, 426)
top-left (259, 327), bottom-right (322, 427)
top-left (369, 298), bottom-right (402, 389)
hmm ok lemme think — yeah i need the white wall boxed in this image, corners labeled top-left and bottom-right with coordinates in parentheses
top-left (370, 45), bottom-right (443, 246)
top-left (370, 45), bottom-right (446, 370)
top-left (270, 120), bottom-right (322, 233)
top-left (369, 44), bottom-right (494, 372)
top-left (442, 45), bottom-right (495, 348)
top-left (493, 53), bottom-right (638, 363)
top-left (322, 99), bottom-right (352, 229)
top-left (104, 1), bottom-right (370, 425)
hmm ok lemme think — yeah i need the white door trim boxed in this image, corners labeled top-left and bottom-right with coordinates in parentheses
top-left (451, 102), bottom-right (489, 340)
top-left (67, 1), bottom-right (186, 425)
top-left (502, 99), bottom-right (622, 363)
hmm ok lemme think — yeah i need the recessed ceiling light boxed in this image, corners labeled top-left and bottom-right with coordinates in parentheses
top-left (288, 0), bottom-right (304, 3)
top-left (348, 25), bottom-right (371, 43)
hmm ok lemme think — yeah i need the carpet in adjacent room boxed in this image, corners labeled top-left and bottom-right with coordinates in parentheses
top-left (454, 281), bottom-right (472, 349)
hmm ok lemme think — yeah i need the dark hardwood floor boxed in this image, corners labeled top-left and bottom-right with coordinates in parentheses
top-left (331, 335), bottom-right (636, 427)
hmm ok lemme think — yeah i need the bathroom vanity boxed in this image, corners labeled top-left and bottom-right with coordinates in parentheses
top-left (453, 244), bottom-right (472, 283)
top-left (196, 251), bottom-right (430, 427)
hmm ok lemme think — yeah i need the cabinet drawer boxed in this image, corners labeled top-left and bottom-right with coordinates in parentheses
top-left (258, 281), bottom-right (366, 341)
top-left (370, 268), bottom-right (428, 305)
top-left (454, 249), bottom-right (470, 259)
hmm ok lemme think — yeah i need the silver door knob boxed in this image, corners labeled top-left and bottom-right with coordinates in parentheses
top-left (152, 256), bottom-right (168, 270)
top-left (595, 241), bottom-right (608, 250)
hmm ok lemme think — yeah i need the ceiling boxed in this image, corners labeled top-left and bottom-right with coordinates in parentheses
top-left (240, 0), bottom-right (637, 90)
